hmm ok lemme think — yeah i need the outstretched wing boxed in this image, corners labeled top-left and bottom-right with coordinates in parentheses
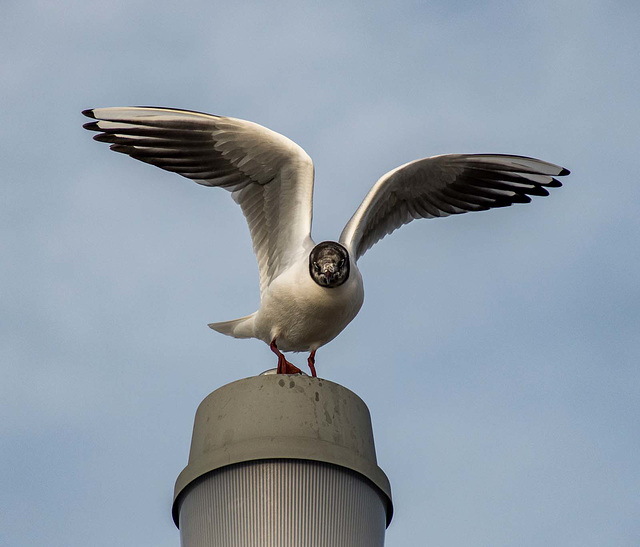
top-left (83, 107), bottom-right (315, 296)
top-left (339, 154), bottom-right (569, 261)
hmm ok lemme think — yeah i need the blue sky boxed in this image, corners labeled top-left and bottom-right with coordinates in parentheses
top-left (2, 1), bottom-right (639, 545)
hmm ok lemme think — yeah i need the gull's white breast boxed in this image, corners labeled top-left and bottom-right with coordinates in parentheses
top-left (253, 258), bottom-right (364, 352)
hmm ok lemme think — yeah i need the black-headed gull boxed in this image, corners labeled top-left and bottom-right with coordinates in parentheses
top-left (83, 107), bottom-right (569, 377)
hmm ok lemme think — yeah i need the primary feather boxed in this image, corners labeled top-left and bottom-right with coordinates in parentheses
top-left (339, 154), bottom-right (568, 261)
top-left (83, 106), bottom-right (314, 297)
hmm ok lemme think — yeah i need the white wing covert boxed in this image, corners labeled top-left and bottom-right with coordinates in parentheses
top-left (83, 107), bottom-right (315, 296)
top-left (339, 154), bottom-right (569, 261)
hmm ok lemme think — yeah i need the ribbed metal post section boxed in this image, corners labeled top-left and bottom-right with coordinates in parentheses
top-left (173, 370), bottom-right (393, 546)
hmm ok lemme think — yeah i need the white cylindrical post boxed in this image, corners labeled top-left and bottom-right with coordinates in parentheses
top-left (173, 370), bottom-right (393, 546)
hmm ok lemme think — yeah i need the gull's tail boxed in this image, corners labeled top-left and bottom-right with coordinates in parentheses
top-left (208, 312), bottom-right (257, 339)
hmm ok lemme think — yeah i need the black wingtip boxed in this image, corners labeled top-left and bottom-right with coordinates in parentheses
top-left (109, 144), bottom-right (130, 153)
top-left (83, 121), bottom-right (100, 131)
top-left (92, 133), bottom-right (113, 142)
top-left (559, 167), bottom-right (571, 176)
top-left (82, 109), bottom-right (96, 119)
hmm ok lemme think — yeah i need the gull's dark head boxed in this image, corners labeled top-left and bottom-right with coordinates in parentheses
top-left (309, 241), bottom-right (350, 288)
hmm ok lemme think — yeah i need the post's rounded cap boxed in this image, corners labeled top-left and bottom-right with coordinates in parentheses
top-left (173, 372), bottom-right (393, 526)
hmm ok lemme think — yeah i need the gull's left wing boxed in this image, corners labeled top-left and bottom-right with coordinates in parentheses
top-left (339, 154), bottom-right (569, 261)
top-left (83, 107), bottom-right (315, 297)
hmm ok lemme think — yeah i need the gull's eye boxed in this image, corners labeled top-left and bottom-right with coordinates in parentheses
top-left (313, 261), bottom-right (321, 272)
top-left (338, 259), bottom-right (345, 268)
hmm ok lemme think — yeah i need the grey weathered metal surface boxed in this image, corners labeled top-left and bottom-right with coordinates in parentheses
top-left (173, 370), bottom-right (393, 544)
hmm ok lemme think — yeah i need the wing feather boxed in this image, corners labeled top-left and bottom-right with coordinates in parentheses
top-left (83, 106), bottom-right (315, 295)
top-left (340, 153), bottom-right (569, 260)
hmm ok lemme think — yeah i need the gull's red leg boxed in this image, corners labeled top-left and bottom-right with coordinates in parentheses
top-left (307, 350), bottom-right (317, 378)
top-left (270, 339), bottom-right (283, 374)
top-left (270, 339), bottom-right (302, 375)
